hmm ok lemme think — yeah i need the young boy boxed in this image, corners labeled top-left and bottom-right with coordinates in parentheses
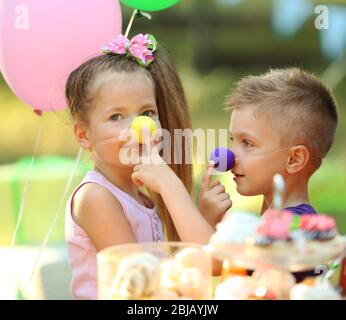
top-left (226, 67), bottom-right (338, 215)
top-left (131, 68), bottom-right (339, 243)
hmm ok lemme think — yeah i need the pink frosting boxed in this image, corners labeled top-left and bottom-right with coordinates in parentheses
top-left (257, 210), bottom-right (293, 239)
top-left (300, 214), bottom-right (336, 232)
top-left (257, 210), bottom-right (337, 240)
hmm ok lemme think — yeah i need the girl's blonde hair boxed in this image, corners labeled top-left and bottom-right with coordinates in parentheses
top-left (65, 48), bottom-right (192, 241)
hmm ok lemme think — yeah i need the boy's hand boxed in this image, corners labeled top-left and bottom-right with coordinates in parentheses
top-left (199, 161), bottom-right (232, 228)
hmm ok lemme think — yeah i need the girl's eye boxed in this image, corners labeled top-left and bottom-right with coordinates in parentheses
top-left (141, 110), bottom-right (156, 118)
top-left (110, 114), bottom-right (122, 121)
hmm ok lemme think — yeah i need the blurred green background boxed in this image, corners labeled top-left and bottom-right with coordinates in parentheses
top-left (1, 0), bottom-right (345, 246)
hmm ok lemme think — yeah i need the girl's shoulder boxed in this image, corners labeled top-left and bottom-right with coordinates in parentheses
top-left (71, 181), bottom-right (137, 248)
top-left (73, 182), bottom-right (123, 221)
top-left (72, 170), bottom-right (127, 211)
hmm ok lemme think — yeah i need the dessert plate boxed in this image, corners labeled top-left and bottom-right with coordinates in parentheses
top-left (205, 236), bottom-right (346, 272)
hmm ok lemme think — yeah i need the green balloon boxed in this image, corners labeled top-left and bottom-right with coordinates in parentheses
top-left (120, 0), bottom-right (180, 12)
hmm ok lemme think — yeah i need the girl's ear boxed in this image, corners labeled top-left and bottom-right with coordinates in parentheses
top-left (286, 145), bottom-right (310, 174)
top-left (74, 122), bottom-right (91, 150)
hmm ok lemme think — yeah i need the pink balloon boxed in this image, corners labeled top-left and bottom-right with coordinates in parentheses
top-left (0, 0), bottom-right (122, 113)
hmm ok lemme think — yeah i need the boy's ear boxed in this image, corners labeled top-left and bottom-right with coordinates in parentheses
top-left (286, 145), bottom-right (310, 174)
top-left (74, 122), bottom-right (91, 150)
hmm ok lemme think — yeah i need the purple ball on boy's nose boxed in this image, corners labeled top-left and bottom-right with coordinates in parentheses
top-left (210, 147), bottom-right (235, 172)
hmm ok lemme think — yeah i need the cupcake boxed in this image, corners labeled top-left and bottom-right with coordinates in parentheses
top-left (210, 211), bottom-right (260, 245)
top-left (246, 211), bottom-right (345, 264)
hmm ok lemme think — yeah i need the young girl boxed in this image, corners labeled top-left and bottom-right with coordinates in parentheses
top-left (65, 34), bottom-right (229, 300)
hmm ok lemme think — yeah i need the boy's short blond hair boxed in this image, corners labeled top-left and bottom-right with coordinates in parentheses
top-left (226, 68), bottom-right (338, 161)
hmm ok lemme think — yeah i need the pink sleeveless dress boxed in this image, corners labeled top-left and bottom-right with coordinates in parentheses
top-left (65, 170), bottom-right (164, 300)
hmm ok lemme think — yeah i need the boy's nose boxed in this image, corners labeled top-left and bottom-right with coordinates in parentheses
top-left (230, 146), bottom-right (242, 161)
top-left (209, 147), bottom-right (235, 172)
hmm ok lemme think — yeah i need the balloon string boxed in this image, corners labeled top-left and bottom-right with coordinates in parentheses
top-left (11, 115), bottom-right (44, 248)
top-left (22, 147), bottom-right (83, 295)
top-left (124, 9), bottom-right (138, 38)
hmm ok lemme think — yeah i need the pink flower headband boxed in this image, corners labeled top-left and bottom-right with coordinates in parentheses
top-left (101, 33), bottom-right (158, 67)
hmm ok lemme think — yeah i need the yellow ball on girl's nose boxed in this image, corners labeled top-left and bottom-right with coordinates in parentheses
top-left (131, 116), bottom-right (157, 143)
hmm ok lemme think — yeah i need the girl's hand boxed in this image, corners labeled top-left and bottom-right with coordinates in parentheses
top-left (199, 161), bottom-right (232, 227)
top-left (131, 144), bottom-right (178, 194)
top-left (131, 128), bottom-right (220, 245)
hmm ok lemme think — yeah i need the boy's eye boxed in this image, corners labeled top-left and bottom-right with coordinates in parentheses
top-left (110, 114), bottom-right (122, 121)
top-left (141, 110), bottom-right (156, 118)
top-left (242, 140), bottom-right (253, 147)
